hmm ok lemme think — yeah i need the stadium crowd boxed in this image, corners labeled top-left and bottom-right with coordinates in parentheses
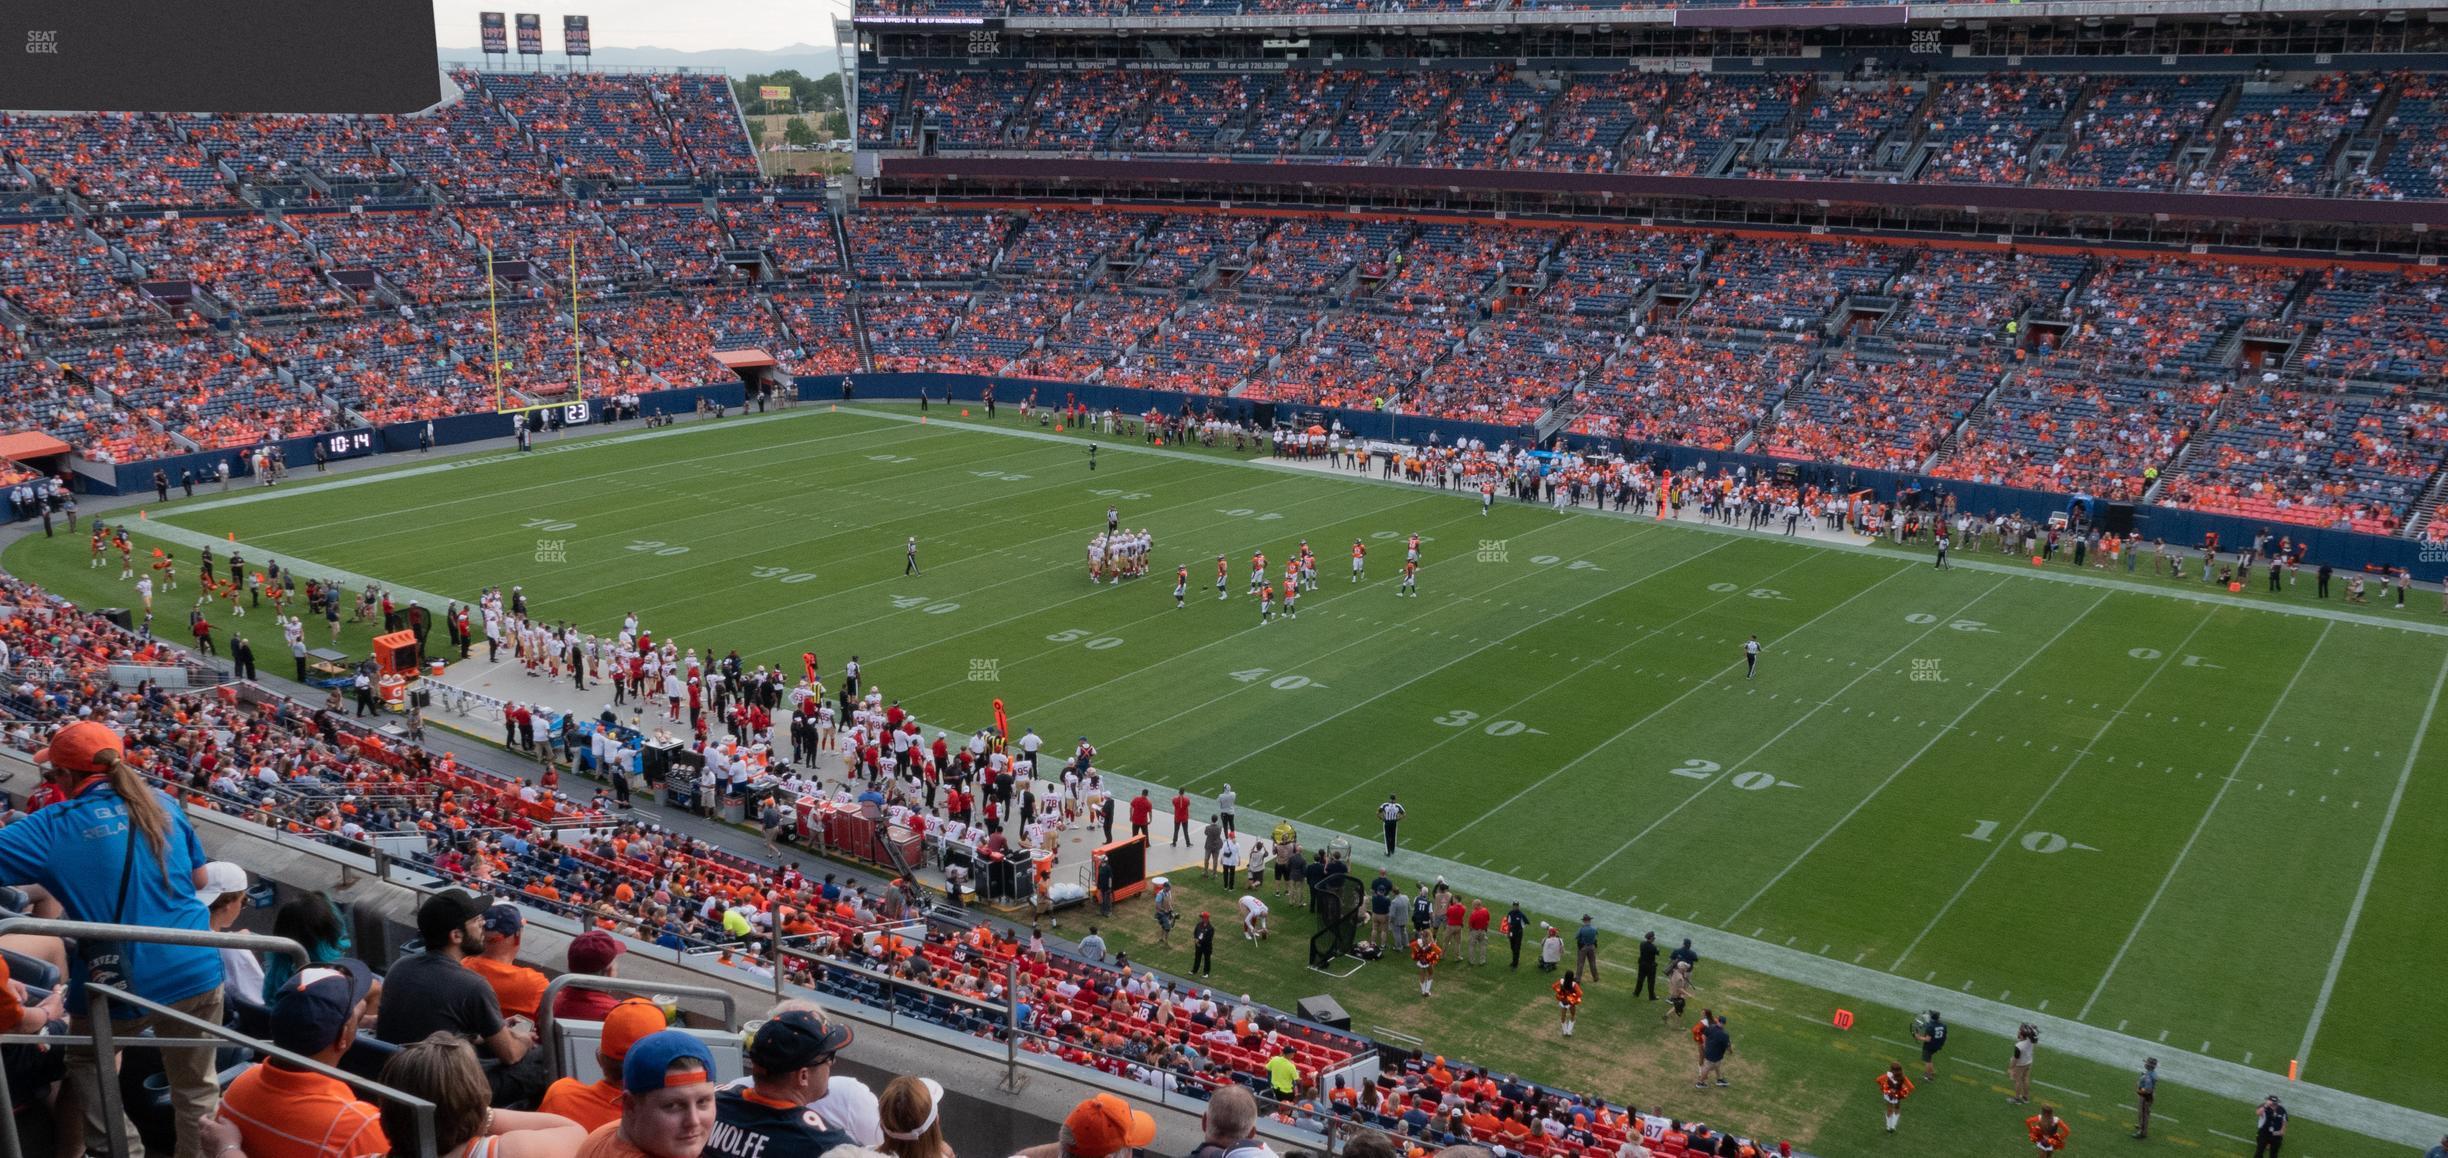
top-left (6, 72), bottom-right (2448, 543)
top-left (0, 567), bottom-right (1802, 1158)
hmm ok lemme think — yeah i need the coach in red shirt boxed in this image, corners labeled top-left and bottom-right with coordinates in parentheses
top-left (1171, 789), bottom-right (1193, 846)
top-left (1129, 790), bottom-right (1154, 839)
top-left (1467, 902), bottom-right (1493, 966)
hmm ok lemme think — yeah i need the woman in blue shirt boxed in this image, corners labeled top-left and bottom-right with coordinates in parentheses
top-left (0, 720), bottom-right (226, 1158)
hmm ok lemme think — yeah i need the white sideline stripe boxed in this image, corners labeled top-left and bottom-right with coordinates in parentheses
top-left (881, 407), bottom-right (2448, 640)
top-left (134, 403), bottom-right (2448, 1150)
top-left (1719, 590), bottom-right (2111, 924)
top-left (173, 410), bottom-right (916, 534)
top-left (2295, 645), bottom-right (2448, 1076)
top-left (1575, 574), bottom-right (2013, 892)
top-left (1428, 561), bottom-right (1913, 854)
top-left (1888, 607), bottom-right (2220, 971)
top-left (2079, 622), bottom-right (2335, 1021)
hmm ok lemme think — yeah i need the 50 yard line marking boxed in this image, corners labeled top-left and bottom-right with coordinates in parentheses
top-left (1888, 606), bottom-right (2219, 971)
top-left (1427, 560), bottom-right (1912, 854)
top-left (2295, 645), bottom-right (2448, 1076)
top-left (2078, 621), bottom-right (2335, 1021)
top-left (1718, 589), bottom-right (2114, 923)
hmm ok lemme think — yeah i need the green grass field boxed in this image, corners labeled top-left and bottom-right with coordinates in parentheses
top-left (12, 403), bottom-right (2446, 1155)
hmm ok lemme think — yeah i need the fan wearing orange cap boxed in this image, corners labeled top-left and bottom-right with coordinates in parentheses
top-left (543, 998), bottom-right (674, 1132)
top-left (0, 719), bottom-right (228, 1158)
top-left (1010, 1093), bottom-right (1159, 1158)
top-left (574, 1029), bottom-right (720, 1158)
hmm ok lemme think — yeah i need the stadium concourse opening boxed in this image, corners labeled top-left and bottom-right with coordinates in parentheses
top-left (713, 348), bottom-right (790, 398)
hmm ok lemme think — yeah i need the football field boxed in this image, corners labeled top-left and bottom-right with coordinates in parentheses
top-left (16, 403), bottom-right (2448, 1141)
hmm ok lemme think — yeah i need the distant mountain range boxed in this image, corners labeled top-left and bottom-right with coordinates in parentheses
top-left (436, 43), bottom-right (838, 77)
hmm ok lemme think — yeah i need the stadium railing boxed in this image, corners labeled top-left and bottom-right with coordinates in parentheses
top-left (0, 918), bottom-right (449, 1158)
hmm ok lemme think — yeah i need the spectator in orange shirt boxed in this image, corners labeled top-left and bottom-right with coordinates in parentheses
top-left (540, 998), bottom-right (670, 1133)
top-left (463, 904), bottom-right (550, 1023)
top-left (218, 958), bottom-right (388, 1158)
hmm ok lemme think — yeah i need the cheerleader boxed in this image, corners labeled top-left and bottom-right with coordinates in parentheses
top-left (1555, 971), bottom-right (1583, 1036)
top-left (1877, 1063), bottom-right (1913, 1133)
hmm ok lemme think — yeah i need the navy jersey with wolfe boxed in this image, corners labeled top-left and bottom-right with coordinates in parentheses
top-left (704, 1081), bottom-right (857, 1158)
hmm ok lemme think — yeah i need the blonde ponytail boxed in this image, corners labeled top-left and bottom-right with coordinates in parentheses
top-left (101, 754), bottom-right (173, 868)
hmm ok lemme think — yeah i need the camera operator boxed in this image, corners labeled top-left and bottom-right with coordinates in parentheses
top-left (2008, 1024), bottom-right (2038, 1105)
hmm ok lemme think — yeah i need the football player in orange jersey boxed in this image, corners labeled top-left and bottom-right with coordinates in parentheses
top-left (1350, 539), bottom-right (1366, 583)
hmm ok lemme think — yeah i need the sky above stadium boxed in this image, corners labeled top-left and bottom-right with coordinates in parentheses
top-left (431, 0), bottom-right (839, 52)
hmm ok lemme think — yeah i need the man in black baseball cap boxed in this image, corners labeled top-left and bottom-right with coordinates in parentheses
top-left (219, 960), bottom-right (385, 1157)
top-left (379, 889), bottom-right (546, 1106)
top-left (707, 1006), bottom-right (857, 1158)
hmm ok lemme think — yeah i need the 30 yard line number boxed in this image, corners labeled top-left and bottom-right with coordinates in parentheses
top-left (1435, 709), bottom-right (1546, 736)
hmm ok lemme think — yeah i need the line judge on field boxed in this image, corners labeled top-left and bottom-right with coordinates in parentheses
top-left (1379, 793), bottom-right (1406, 856)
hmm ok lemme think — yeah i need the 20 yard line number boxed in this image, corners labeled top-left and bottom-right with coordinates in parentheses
top-left (1667, 758), bottom-right (1801, 791)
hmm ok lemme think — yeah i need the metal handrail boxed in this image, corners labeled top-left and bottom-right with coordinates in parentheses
top-left (0, 917), bottom-right (309, 965)
top-left (533, 973), bottom-right (740, 1082)
top-left (89, 983), bottom-right (444, 1158)
top-left (0, 918), bottom-right (318, 1158)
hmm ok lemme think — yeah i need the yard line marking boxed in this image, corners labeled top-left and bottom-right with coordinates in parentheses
top-left (1890, 608), bottom-right (2217, 971)
top-left (1722, 590), bottom-right (2113, 924)
top-left (1274, 537), bottom-right (1756, 811)
top-left (2209, 1129), bottom-right (2254, 1144)
top-left (174, 411), bottom-right (925, 538)
top-left (908, 487), bottom-right (1486, 705)
top-left (1569, 575), bottom-right (2010, 889)
top-left (867, 476), bottom-right (1416, 670)
top-left (1433, 563), bottom-right (1913, 854)
top-left (2243, 1051), bottom-right (2254, 1066)
top-left (2080, 623), bottom-right (2334, 1020)
top-left (1038, 507), bottom-right (1648, 738)
top-left (2037, 999), bottom-right (2048, 1011)
top-left (2295, 645), bottom-right (2448, 1077)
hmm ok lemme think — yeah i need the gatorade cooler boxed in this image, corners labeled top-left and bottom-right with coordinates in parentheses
top-left (377, 673), bottom-right (407, 705)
